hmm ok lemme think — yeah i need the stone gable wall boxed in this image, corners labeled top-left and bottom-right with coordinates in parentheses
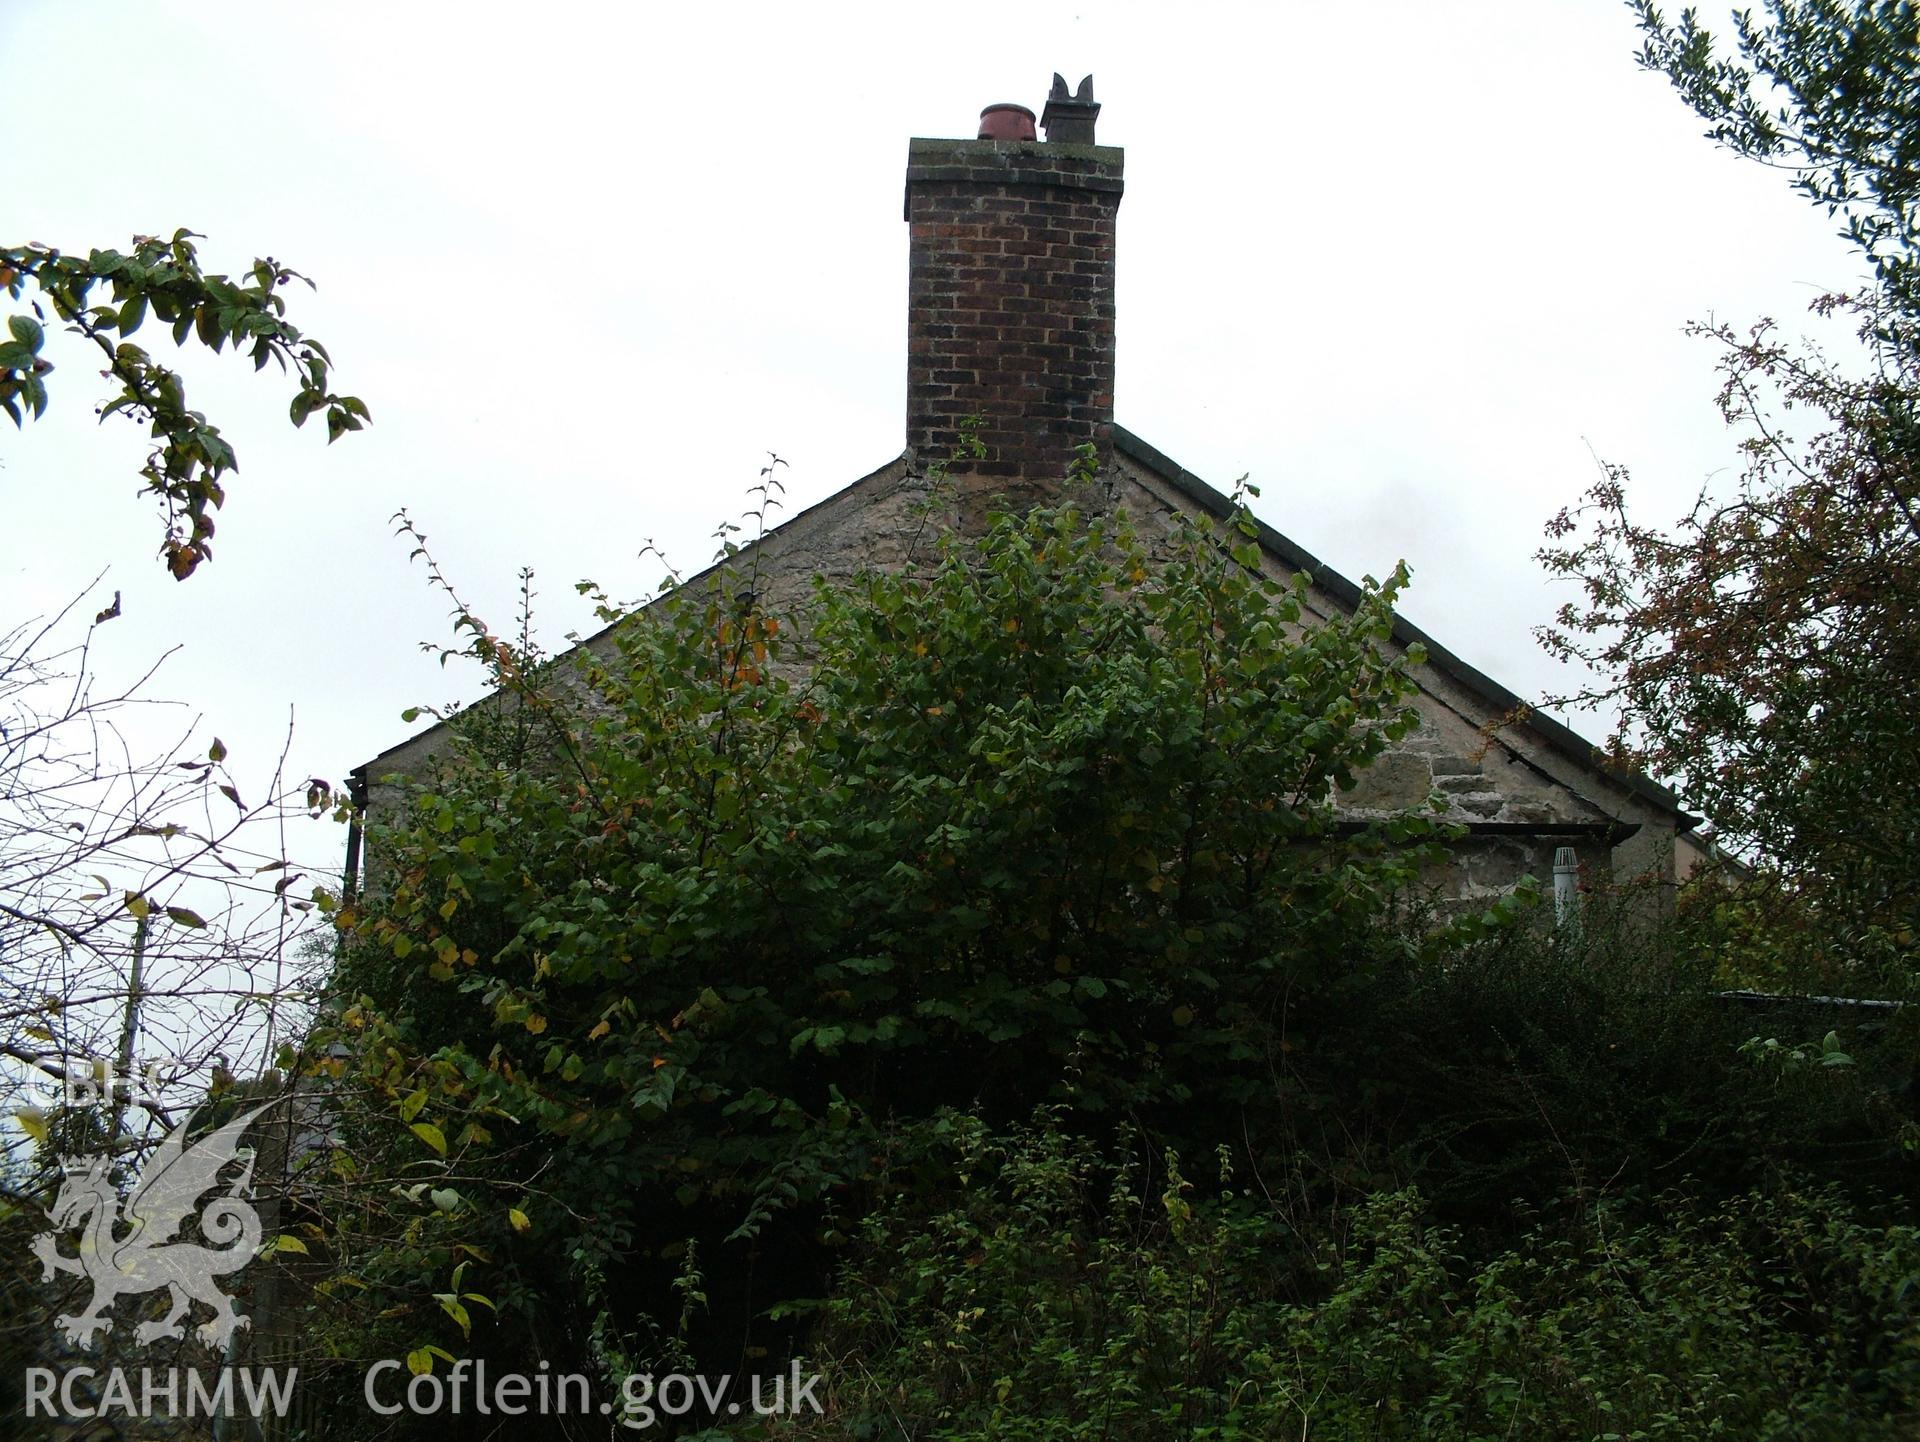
top-left (359, 452), bottom-right (1678, 909)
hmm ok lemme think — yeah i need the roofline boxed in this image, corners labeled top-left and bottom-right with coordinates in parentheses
top-left (1112, 427), bottom-right (1697, 828)
top-left (358, 431), bottom-right (1699, 833)
top-left (357, 451), bottom-right (914, 774)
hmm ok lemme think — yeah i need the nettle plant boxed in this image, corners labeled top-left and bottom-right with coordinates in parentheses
top-left (313, 494), bottom-right (1446, 1373)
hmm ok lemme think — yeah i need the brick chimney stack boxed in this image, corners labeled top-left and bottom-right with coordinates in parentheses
top-left (904, 74), bottom-right (1122, 499)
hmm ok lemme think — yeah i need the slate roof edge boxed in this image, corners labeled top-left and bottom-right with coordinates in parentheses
top-left (1112, 426), bottom-right (1698, 829)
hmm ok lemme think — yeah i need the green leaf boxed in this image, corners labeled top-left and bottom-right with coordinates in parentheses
top-left (119, 294), bottom-right (147, 335)
top-left (435, 1294), bottom-right (471, 1336)
top-left (165, 906), bottom-right (207, 929)
top-left (8, 314), bottom-right (43, 351)
top-left (272, 1233), bottom-right (310, 1255)
top-left (399, 1088), bottom-right (428, 1122)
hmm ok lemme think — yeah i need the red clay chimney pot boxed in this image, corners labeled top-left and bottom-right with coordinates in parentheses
top-left (977, 104), bottom-right (1037, 141)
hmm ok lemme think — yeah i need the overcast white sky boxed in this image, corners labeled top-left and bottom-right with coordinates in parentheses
top-left (5, 0), bottom-right (1865, 880)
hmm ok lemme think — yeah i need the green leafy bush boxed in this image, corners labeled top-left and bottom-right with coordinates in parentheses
top-left (797, 1110), bottom-right (1920, 1441)
top-left (1290, 895), bottom-right (1920, 1221)
top-left (291, 494), bottom-right (1920, 1437)
top-left (308, 497), bottom-right (1442, 1383)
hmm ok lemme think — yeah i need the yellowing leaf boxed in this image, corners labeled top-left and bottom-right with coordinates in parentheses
top-left (524, 1014), bottom-right (547, 1035)
top-left (588, 1019), bottom-right (611, 1041)
top-left (406, 1348), bottom-right (434, 1377)
top-left (508, 1207), bottom-right (531, 1233)
top-left (409, 1121), bottom-right (447, 1156)
top-left (272, 1234), bottom-right (309, 1254)
top-left (436, 1294), bottom-right (471, 1336)
top-left (14, 1108), bottom-right (49, 1146)
top-left (124, 892), bottom-right (150, 919)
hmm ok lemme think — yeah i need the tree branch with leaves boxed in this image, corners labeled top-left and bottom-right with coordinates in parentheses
top-left (1, 229), bottom-right (367, 578)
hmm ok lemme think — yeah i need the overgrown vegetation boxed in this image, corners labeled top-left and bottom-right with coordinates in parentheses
top-left (797, 1113), bottom-right (1918, 1441)
top-left (301, 490), bottom-right (1452, 1387)
top-left (278, 480), bottom-right (1919, 1437)
top-left (19, 9), bottom-right (1920, 1435)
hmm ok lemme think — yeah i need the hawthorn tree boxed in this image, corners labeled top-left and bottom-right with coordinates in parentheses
top-left (1539, 296), bottom-right (1920, 967)
top-left (1630, 2), bottom-right (1920, 353)
top-left (1538, 3), bottom-right (1920, 978)
top-left (295, 494), bottom-right (1451, 1405)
